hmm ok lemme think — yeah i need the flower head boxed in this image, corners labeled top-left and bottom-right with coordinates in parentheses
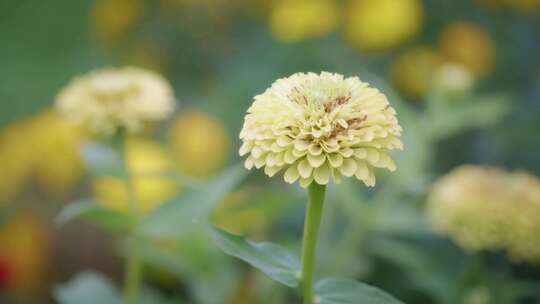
top-left (239, 72), bottom-right (403, 188)
top-left (427, 165), bottom-right (540, 263)
top-left (269, 0), bottom-right (340, 43)
top-left (344, 0), bottom-right (423, 52)
top-left (56, 67), bottom-right (176, 136)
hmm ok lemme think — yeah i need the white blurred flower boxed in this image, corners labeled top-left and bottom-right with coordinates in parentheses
top-left (435, 63), bottom-right (475, 94)
top-left (239, 72), bottom-right (403, 188)
top-left (56, 67), bottom-right (176, 136)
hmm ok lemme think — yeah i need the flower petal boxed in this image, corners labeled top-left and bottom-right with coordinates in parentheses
top-left (339, 158), bottom-right (357, 177)
top-left (313, 164), bottom-right (330, 185)
top-left (284, 165), bottom-right (300, 184)
top-left (298, 159), bottom-right (313, 178)
top-left (307, 153), bottom-right (326, 168)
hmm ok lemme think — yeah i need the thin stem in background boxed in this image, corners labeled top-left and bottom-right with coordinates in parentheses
top-left (119, 134), bottom-right (142, 304)
top-left (300, 183), bottom-right (327, 304)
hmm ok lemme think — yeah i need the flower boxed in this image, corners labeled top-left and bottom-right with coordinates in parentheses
top-left (434, 63), bottom-right (475, 95)
top-left (94, 138), bottom-right (180, 215)
top-left (91, 0), bottom-right (141, 42)
top-left (391, 47), bottom-right (442, 100)
top-left (0, 214), bottom-right (50, 293)
top-left (239, 72), bottom-right (403, 188)
top-left (269, 0), bottom-right (340, 43)
top-left (56, 67), bottom-right (176, 136)
top-left (427, 165), bottom-right (540, 263)
top-left (440, 22), bottom-right (496, 77)
top-left (168, 111), bottom-right (230, 178)
top-left (29, 111), bottom-right (86, 195)
top-left (344, 0), bottom-right (423, 52)
top-left (0, 120), bottom-right (36, 203)
top-left (0, 110), bottom-right (85, 202)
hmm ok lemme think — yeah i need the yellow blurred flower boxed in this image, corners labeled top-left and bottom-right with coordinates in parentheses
top-left (56, 67), bottom-right (176, 136)
top-left (163, 0), bottom-right (227, 7)
top-left (507, 0), bottom-right (540, 11)
top-left (94, 138), bottom-right (180, 215)
top-left (29, 111), bottom-right (86, 195)
top-left (213, 190), bottom-right (267, 236)
top-left (391, 47), bottom-right (442, 100)
top-left (0, 214), bottom-right (50, 293)
top-left (476, 0), bottom-right (505, 8)
top-left (91, 0), bottom-right (142, 42)
top-left (0, 120), bottom-right (36, 203)
top-left (168, 111), bottom-right (229, 178)
top-left (427, 165), bottom-right (540, 264)
top-left (0, 111), bottom-right (85, 202)
top-left (269, 0), bottom-right (340, 43)
top-left (344, 0), bottom-right (423, 52)
top-left (440, 22), bottom-right (496, 77)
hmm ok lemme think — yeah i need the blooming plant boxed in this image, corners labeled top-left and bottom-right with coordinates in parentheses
top-left (55, 67), bottom-right (177, 304)
top-left (427, 165), bottom-right (540, 264)
top-left (212, 72), bottom-right (404, 303)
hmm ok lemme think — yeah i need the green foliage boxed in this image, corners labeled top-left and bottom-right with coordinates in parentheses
top-left (139, 164), bottom-right (248, 238)
top-left (56, 199), bottom-right (135, 232)
top-left (211, 226), bottom-right (301, 288)
top-left (315, 278), bottom-right (404, 304)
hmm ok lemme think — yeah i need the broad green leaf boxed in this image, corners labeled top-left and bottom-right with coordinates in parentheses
top-left (315, 278), bottom-right (404, 304)
top-left (139, 164), bottom-right (247, 238)
top-left (54, 271), bottom-right (121, 304)
top-left (56, 199), bottom-right (135, 232)
top-left (210, 226), bottom-right (300, 288)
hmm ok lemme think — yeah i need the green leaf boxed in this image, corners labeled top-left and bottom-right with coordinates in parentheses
top-left (315, 278), bottom-right (404, 304)
top-left (82, 141), bottom-right (125, 178)
top-left (56, 199), bottom-right (135, 232)
top-left (426, 93), bottom-right (509, 140)
top-left (54, 271), bottom-right (121, 304)
top-left (139, 164), bottom-right (248, 238)
top-left (210, 226), bottom-right (301, 288)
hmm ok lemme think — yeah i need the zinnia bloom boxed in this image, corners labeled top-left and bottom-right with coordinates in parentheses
top-left (427, 165), bottom-right (540, 263)
top-left (239, 72), bottom-right (403, 188)
top-left (56, 67), bottom-right (176, 136)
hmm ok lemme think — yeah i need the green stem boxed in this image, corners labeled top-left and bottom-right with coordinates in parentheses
top-left (119, 134), bottom-right (142, 304)
top-left (301, 183), bottom-right (327, 304)
top-left (124, 235), bottom-right (142, 304)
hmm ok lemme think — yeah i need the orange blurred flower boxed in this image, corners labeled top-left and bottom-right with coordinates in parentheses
top-left (0, 214), bottom-right (50, 293)
top-left (440, 22), bottom-right (496, 77)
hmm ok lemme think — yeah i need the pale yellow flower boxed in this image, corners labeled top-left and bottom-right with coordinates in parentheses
top-left (168, 111), bottom-right (230, 178)
top-left (427, 165), bottom-right (540, 263)
top-left (94, 138), bottom-right (180, 215)
top-left (269, 0), bottom-right (340, 43)
top-left (434, 63), bottom-right (475, 94)
top-left (239, 72), bottom-right (403, 188)
top-left (56, 67), bottom-right (176, 136)
top-left (344, 0), bottom-right (423, 52)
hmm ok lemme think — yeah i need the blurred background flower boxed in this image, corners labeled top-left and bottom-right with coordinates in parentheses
top-left (94, 138), bottom-right (180, 215)
top-left (344, 0), bottom-right (423, 52)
